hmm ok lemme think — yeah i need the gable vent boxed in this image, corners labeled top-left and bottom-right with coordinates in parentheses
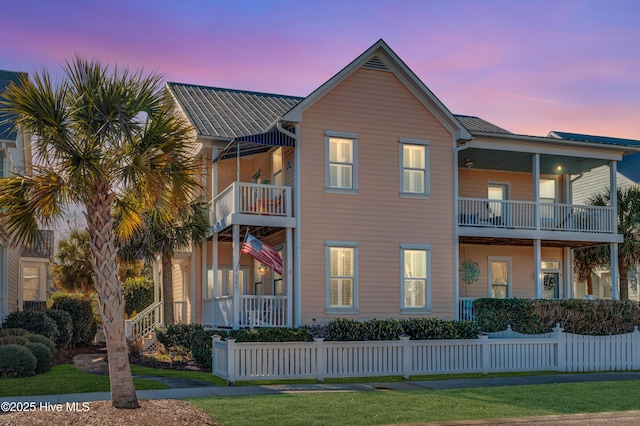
top-left (362, 55), bottom-right (390, 71)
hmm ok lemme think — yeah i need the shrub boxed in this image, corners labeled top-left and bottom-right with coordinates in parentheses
top-left (44, 309), bottom-right (73, 349)
top-left (51, 295), bottom-right (97, 346)
top-left (0, 344), bottom-right (37, 377)
top-left (327, 318), bottom-right (367, 341)
top-left (473, 298), bottom-right (539, 333)
top-left (2, 310), bottom-right (59, 343)
top-left (123, 276), bottom-right (154, 316)
top-left (0, 328), bottom-right (30, 337)
top-left (0, 335), bottom-right (29, 346)
top-left (190, 329), bottom-right (221, 369)
top-left (25, 334), bottom-right (56, 357)
top-left (326, 318), bottom-right (403, 341)
top-left (155, 323), bottom-right (203, 354)
top-left (400, 318), bottom-right (481, 340)
top-left (24, 342), bottom-right (53, 374)
top-left (228, 327), bottom-right (310, 342)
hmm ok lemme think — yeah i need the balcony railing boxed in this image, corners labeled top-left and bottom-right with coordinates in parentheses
top-left (213, 295), bottom-right (288, 328)
top-left (214, 182), bottom-right (291, 222)
top-left (458, 198), bottom-right (614, 233)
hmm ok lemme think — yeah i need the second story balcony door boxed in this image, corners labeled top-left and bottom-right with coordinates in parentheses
top-left (488, 183), bottom-right (509, 225)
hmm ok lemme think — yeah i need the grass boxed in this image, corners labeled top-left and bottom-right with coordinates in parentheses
top-left (130, 364), bottom-right (227, 386)
top-left (188, 380), bottom-right (640, 426)
top-left (0, 364), bottom-right (167, 397)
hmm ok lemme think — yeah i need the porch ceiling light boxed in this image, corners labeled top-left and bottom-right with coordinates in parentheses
top-left (258, 264), bottom-right (268, 275)
top-left (464, 158), bottom-right (473, 169)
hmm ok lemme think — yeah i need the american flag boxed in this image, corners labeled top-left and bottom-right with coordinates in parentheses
top-left (242, 232), bottom-right (283, 275)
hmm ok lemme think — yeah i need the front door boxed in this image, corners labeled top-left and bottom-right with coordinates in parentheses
top-left (542, 260), bottom-right (561, 299)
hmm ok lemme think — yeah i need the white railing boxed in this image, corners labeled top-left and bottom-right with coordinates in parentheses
top-left (458, 297), bottom-right (477, 321)
top-left (214, 182), bottom-right (291, 222)
top-left (125, 301), bottom-right (162, 339)
top-left (240, 295), bottom-right (287, 328)
top-left (212, 325), bottom-right (640, 384)
top-left (458, 198), bottom-right (614, 233)
top-left (214, 297), bottom-right (233, 328)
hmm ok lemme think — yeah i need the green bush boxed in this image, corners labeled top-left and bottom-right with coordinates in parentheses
top-left (25, 334), bottom-right (56, 357)
top-left (44, 309), bottom-right (73, 349)
top-left (24, 342), bottom-right (53, 374)
top-left (0, 344), bottom-right (37, 377)
top-left (0, 328), bottom-right (30, 337)
top-left (155, 323), bottom-right (203, 354)
top-left (400, 318), bottom-right (481, 340)
top-left (51, 295), bottom-right (97, 346)
top-left (229, 327), bottom-right (310, 342)
top-left (473, 298), bottom-right (539, 333)
top-left (0, 335), bottom-right (29, 346)
top-left (326, 318), bottom-right (479, 341)
top-left (2, 310), bottom-right (59, 343)
top-left (190, 329), bottom-right (222, 369)
top-left (327, 318), bottom-right (367, 341)
top-left (123, 276), bottom-right (154, 316)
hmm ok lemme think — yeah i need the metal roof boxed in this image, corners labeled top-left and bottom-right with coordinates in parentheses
top-left (21, 230), bottom-right (54, 258)
top-left (0, 70), bottom-right (27, 140)
top-left (550, 131), bottom-right (640, 183)
top-left (167, 83), bottom-right (303, 139)
top-left (454, 114), bottom-right (511, 134)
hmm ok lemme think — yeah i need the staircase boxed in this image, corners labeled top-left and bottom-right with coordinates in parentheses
top-left (125, 301), bottom-right (163, 350)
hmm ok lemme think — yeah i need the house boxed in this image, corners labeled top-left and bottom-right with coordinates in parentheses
top-left (0, 70), bottom-right (43, 323)
top-left (158, 40), bottom-right (639, 329)
top-left (549, 131), bottom-right (640, 301)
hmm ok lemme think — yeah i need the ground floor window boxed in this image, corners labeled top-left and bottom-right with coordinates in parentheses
top-left (488, 257), bottom-right (511, 298)
top-left (401, 244), bottom-right (431, 312)
top-left (326, 241), bottom-right (358, 312)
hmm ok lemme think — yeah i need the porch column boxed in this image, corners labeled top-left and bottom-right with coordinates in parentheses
top-left (611, 242), bottom-right (619, 300)
top-left (610, 161), bottom-right (617, 234)
top-left (286, 227), bottom-right (293, 328)
top-left (533, 153), bottom-right (540, 230)
top-left (212, 233), bottom-right (219, 327)
top-left (232, 224), bottom-right (240, 329)
top-left (534, 239), bottom-right (542, 298)
top-left (564, 247), bottom-right (573, 299)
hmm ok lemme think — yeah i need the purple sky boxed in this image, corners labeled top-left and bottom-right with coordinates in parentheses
top-left (1, 0), bottom-right (639, 139)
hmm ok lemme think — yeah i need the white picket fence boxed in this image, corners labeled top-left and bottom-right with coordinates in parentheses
top-left (212, 325), bottom-right (640, 384)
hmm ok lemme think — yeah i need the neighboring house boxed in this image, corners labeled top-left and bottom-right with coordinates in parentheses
top-left (19, 230), bottom-right (54, 310)
top-left (162, 40), bottom-right (639, 329)
top-left (549, 131), bottom-right (640, 301)
top-left (0, 70), bottom-right (34, 324)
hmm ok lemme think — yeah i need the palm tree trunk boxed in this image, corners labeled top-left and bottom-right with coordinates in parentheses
top-left (619, 259), bottom-right (629, 301)
top-left (162, 251), bottom-right (174, 325)
top-left (86, 186), bottom-right (139, 409)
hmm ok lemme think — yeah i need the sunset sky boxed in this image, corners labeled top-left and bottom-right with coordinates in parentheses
top-left (1, 0), bottom-right (639, 139)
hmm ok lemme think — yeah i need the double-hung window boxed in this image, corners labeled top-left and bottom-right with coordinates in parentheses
top-left (400, 138), bottom-right (429, 197)
top-left (326, 131), bottom-right (357, 192)
top-left (401, 245), bottom-right (431, 312)
top-left (326, 241), bottom-right (358, 312)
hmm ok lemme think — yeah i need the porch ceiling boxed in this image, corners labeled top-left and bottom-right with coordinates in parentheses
top-left (459, 236), bottom-right (607, 249)
top-left (216, 225), bottom-right (283, 242)
top-left (459, 148), bottom-right (609, 175)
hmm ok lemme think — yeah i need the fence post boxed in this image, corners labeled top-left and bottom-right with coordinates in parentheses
top-left (227, 338), bottom-right (236, 386)
top-left (633, 326), bottom-right (640, 371)
top-left (400, 335), bottom-right (411, 379)
top-left (554, 323), bottom-right (566, 372)
top-left (212, 335), bottom-right (221, 376)
top-left (314, 338), bottom-right (326, 382)
top-left (480, 334), bottom-right (489, 374)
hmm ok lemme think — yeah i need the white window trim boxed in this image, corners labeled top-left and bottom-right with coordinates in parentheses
top-left (325, 130), bottom-right (358, 194)
top-left (400, 244), bottom-right (432, 314)
top-left (399, 138), bottom-right (430, 198)
top-left (488, 256), bottom-right (512, 298)
top-left (325, 240), bottom-right (359, 314)
top-left (19, 258), bottom-right (49, 308)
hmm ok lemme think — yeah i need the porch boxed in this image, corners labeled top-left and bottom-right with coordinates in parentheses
top-left (213, 295), bottom-right (288, 328)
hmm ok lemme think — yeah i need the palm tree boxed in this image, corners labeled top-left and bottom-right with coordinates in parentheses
top-left (575, 186), bottom-right (640, 300)
top-left (51, 229), bottom-right (95, 297)
top-left (0, 57), bottom-right (199, 409)
top-left (116, 195), bottom-right (210, 325)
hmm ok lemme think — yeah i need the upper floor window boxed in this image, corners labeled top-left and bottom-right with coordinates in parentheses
top-left (326, 131), bottom-right (358, 192)
top-left (326, 241), bottom-right (358, 312)
top-left (400, 139), bottom-right (430, 197)
top-left (540, 178), bottom-right (557, 220)
top-left (401, 244), bottom-right (431, 312)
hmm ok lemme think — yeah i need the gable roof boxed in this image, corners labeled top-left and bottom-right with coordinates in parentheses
top-left (282, 39), bottom-right (472, 142)
top-left (549, 131), bottom-right (640, 183)
top-left (0, 70), bottom-right (27, 140)
top-left (167, 83), bottom-right (303, 140)
top-left (454, 115), bottom-right (511, 134)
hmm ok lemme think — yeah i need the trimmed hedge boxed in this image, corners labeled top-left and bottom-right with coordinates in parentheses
top-left (25, 334), bottom-right (56, 357)
top-left (155, 323), bottom-right (203, 354)
top-left (473, 298), bottom-right (640, 335)
top-left (51, 295), bottom-right (97, 346)
top-left (0, 335), bottom-right (29, 346)
top-left (326, 318), bottom-right (479, 341)
top-left (0, 328), bottom-right (30, 337)
top-left (0, 344), bottom-right (37, 377)
top-left (24, 342), bottom-right (52, 374)
top-left (399, 318), bottom-right (481, 340)
top-left (2, 310), bottom-right (59, 343)
top-left (45, 309), bottom-right (73, 349)
top-left (190, 329), bottom-right (219, 369)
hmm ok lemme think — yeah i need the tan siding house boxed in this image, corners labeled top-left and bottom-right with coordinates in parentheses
top-left (163, 40), bottom-right (640, 329)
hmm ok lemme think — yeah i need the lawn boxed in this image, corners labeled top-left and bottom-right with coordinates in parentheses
top-left (188, 380), bottom-right (640, 425)
top-left (0, 365), bottom-right (167, 397)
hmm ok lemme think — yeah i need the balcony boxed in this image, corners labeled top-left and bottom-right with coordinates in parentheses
top-left (212, 182), bottom-right (295, 232)
top-left (458, 198), bottom-right (616, 241)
